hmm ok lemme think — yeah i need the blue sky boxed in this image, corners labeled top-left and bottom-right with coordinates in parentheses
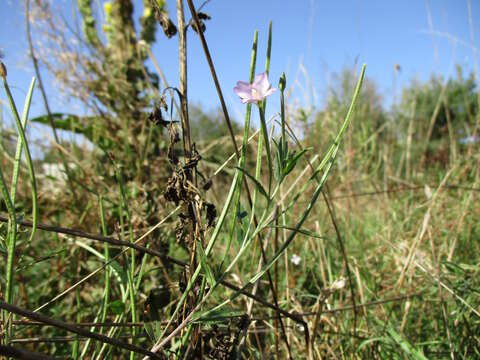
top-left (1, 0), bottom-right (479, 124)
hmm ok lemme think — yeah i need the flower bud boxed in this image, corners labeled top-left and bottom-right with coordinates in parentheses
top-left (0, 61), bottom-right (6, 78)
top-left (278, 72), bottom-right (286, 92)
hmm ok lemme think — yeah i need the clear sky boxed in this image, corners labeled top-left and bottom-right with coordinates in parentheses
top-left (1, 0), bottom-right (479, 124)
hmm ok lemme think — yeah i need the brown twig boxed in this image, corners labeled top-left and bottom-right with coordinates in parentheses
top-left (10, 334), bottom-right (147, 343)
top-left (13, 321), bottom-right (147, 328)
top-left (0, 345), bottom-right (54, 360)
top-left (0, 301), bottom-right (162, 359)
top-left (0, 214), bottom-right (166, 260)
top-left (329, 184), bottom-right (480, 200)
top-left (176, 0), bottom-right (192, 167)
top-left (252, 291), bottom-right (424, 320)
top-left (321, 188), bottom-right (357, 337)
top-left (184, 0), bottom-right (238, 158)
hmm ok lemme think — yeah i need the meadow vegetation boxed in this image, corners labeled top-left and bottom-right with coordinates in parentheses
top-left (0, 1), bottom-right (479, 359)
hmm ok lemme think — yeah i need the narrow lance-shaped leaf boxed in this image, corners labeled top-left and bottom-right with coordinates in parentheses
top-left (192, 308), bottom-right (245, 324)
top-left (197, 240), bottom-right (217, 289)
top-left (234, 166), bottom-right (269, 200)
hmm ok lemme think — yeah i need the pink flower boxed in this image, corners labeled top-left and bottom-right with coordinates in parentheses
top-left (234, 72), bottom-right (276, 104)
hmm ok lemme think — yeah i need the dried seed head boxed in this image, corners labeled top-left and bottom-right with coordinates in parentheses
top-left (0, 61), bottom-right (7, 78)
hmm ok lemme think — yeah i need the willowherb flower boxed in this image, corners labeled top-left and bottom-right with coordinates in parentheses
top-left (234, 72), bottom-right (276, 104)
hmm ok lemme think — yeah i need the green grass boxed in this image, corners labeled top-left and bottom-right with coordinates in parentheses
top-left (0, 3), bottom-right (479, 359)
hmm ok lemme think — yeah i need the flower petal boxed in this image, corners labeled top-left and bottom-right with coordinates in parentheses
top-left (241, 97), bottom-right (258, 104)
top-left (234, 82), bottom-right (253, 99)
top-left (235, 81), bottom-right (251, 91)
top-left (252, 72), bottom-right (267, 88)
top-left (235, 73), bottom-right (275, 105)
top-left (261, 79), bottom-right (272, 95)
top-left (255, 73), bottom-right (275, 97)
top-left (264, 87), bottom-right (276, 97)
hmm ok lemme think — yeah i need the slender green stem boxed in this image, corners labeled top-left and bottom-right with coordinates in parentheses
top-left (72, 287), bottom-right (81, 359)
top-left (0, 166), bottom-right (16, 344)
top-left (112, 161), bottom-right (137, 356)
top-left (10, 78), bottom-right (35, 204)
top-left (258, 106), bottom-right (272, 193)
top-left (1, 75), bottom-right (36, 345)
top-left (5, 78), bottom-right (35, 317)
top-left (77, 197), bottom-right (111, 358)
top-left (99, 196), bottom-right (110, 336)
top-left (222, 30), bottom-right (258, 263)
top-left (264, 21), bottom-right (273, 77)
top-left (2, 76), bottom-right (38, 243)
top-left (237, 110), bottom-right (266, 254)
top-left (135, 244), bottom-right (149, 291)
top-left (279, 72), bottom-right (287, 156)
top-left (262, 21), bottom-right (273, 193)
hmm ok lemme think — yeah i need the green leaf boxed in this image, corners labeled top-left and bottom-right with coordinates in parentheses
top-left (0, 233), bottom-right (6, 253)
top-left (268, 225), bottom-right (325, 239)
top-left (30, 113), bottom-right (97, 141)
top-left (144, 320), bottom-right (164, 343)
top-left (144, 322), bottom-right (155, 342)
top-left (374, 318), bottom-right (428, 360)
top-left (234, 166), bottom-right (269, 200)
top-left (283, 148), bottom-right (309, 176)
top-left (108, 300), bottom-right (125, 315)
top-left (192, 308), bottom-right (244, 324)
top-left (272, 138), bottom-right (284, 183)
top-left (197, 241), bottom-right (216, 288)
